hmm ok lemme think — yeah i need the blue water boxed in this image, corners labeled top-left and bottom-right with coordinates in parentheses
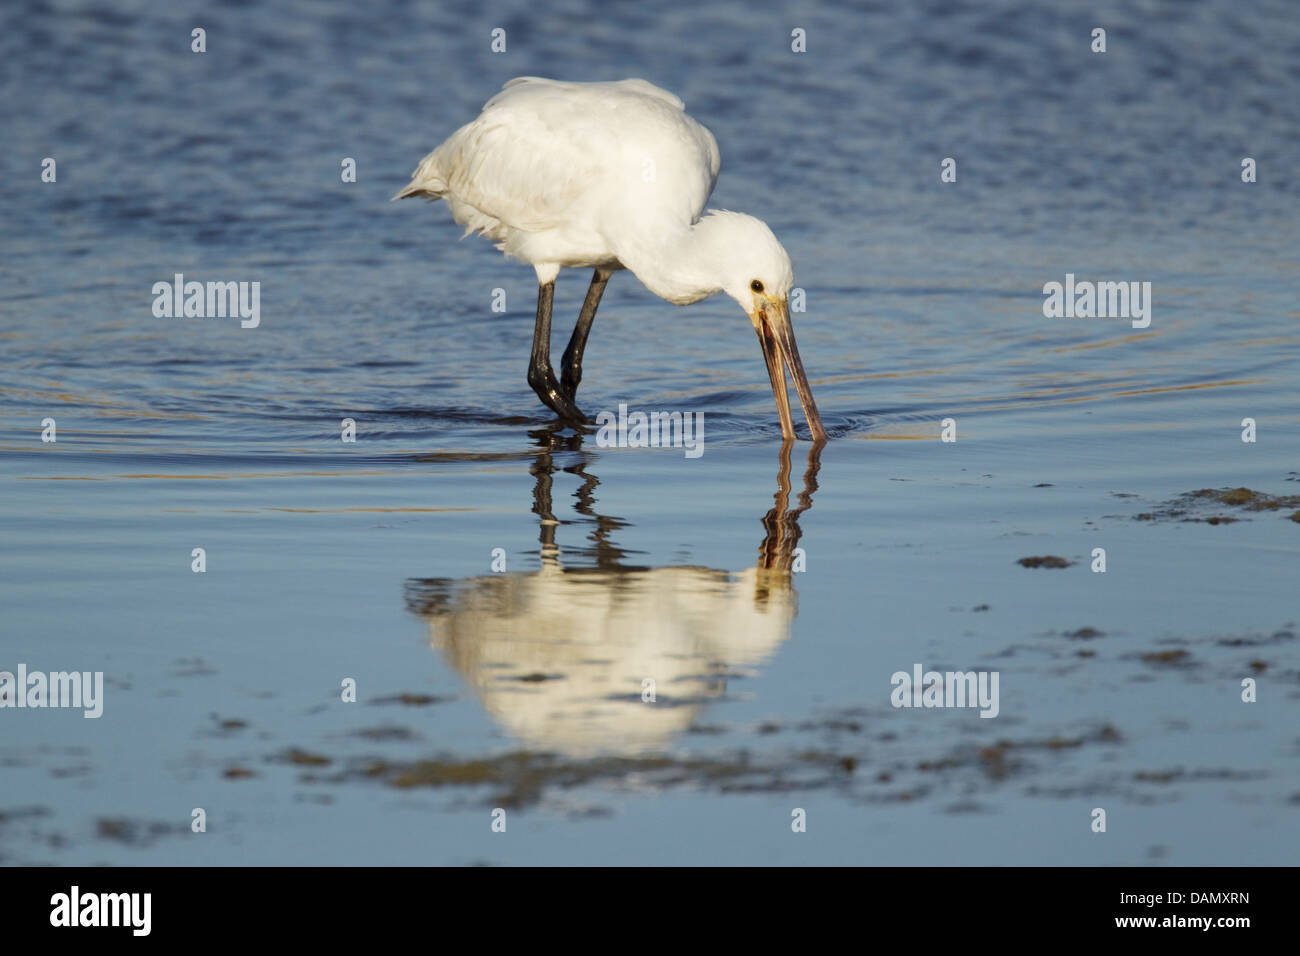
top-left (1, 0), bottom-right (1298, 864)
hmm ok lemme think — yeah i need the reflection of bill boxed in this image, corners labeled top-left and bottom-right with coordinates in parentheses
top-left (405, 442), bottom-right (821, 757)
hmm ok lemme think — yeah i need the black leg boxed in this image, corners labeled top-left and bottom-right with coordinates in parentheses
top-left (527, 281), bottom-right (588, 423)
top-left (561, 268), bottom-right (611, 400)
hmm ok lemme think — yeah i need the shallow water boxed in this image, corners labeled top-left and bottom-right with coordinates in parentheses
top-left (2, 0), bottom-right (1299, 864)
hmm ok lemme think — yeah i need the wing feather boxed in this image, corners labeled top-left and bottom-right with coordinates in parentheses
top-left (395, 78), bottom-right (720, 241)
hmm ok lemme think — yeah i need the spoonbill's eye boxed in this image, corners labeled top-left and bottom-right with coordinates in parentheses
top-left (750, 279), bottom-right (764, 293)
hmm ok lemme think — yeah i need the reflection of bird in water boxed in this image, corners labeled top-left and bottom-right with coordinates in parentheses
top-left (405, 437), bottom-right (821, 757)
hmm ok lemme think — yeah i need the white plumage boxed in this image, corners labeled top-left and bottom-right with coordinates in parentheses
top-left (406, 441), bottom-right (820, 756)
top-left (416, 564), bottom-right (796, 756)
top-left (396, 76), bottom-right (826, 442)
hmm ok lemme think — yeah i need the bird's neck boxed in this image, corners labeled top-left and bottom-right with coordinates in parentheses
top-left (616, 217), bottom-right (727, 306)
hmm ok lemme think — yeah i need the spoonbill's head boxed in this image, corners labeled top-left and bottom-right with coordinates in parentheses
top-left (709, 211), bottom-right (827, 443)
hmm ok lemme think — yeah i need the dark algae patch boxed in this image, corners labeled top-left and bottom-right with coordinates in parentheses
top-left (1140, 649), bottom-right (1191, 665)
top-left (96, 817), bottom-right (186, 846)
top-left (371, 693), bottom-right (454, 706)
top-left (1018, 555), bottom-right (1073, 568)
top-left (922, 726), bottom-right (1122, 782)
top-left (1189, 487), bottom-right (1300, 510)
top-left (265, 718), bottom-right (1133, 811)
top-left (353, 726), bottom-right (420, 742)
top-left (1134, 486), bottom-right (1300, 524)
top-left (327, 751), bottom-right (822, 809)
top-left (279, 748), bottom-right (332, 767)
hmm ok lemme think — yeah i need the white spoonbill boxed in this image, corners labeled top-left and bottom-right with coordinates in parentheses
top-left (395, 76), bottom-right (827, 442)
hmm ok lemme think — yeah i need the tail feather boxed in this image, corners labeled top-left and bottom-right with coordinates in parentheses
top-left (391, 182), bottom-right (442, 201)
top-left (392, 151), bottom-right (447, 201)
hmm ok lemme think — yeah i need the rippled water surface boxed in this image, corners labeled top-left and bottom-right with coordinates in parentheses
top-left (2, 0), bottom-right (1299, 864)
